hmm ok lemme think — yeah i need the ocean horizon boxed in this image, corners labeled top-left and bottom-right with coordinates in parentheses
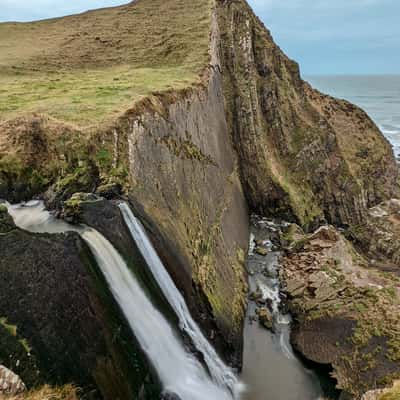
top-left (306, 74), bottom-right (400, 159)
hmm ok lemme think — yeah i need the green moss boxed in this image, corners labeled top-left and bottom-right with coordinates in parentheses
top-left (0, 317), bottom-right (17, 336)
top-left (159, 135), bottom-right (217, 165)
top-left (96, 149), bottom-right (113, 170)
top-left (0, 320), bottom-right (39, 386)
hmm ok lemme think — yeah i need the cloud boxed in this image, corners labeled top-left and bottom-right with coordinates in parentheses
top-left (0, 0), bottom-right (128, 22)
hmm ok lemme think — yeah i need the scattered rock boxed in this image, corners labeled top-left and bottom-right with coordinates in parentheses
top-left (249, 289), bottom-right (263, 302)
top-left (62, 192), bottom-right (100, 223)
top-left (281, 224), bottom-right (400, 397)
top-left (257, 307), bottom-right (273, 330)
top-left (0, 365), bottom-right (26, 395)
top-left (308, 271), bottom-right (335, 290)
top-left (255, 246), bottom-right (268, 256)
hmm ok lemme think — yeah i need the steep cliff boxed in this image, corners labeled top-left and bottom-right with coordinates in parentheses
top-left (0, 0), bottom-right (251, 360)
top-left (1, 0), bottom-right (399, 397)
top-left (216, 0), bottom-right (398, 229)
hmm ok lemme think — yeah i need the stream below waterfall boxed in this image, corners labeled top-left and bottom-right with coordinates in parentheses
top-left (241, 216), bottom-right (330, 400)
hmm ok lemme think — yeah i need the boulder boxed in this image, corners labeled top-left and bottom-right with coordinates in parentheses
top-left (0, 365), bottom-right (26, 395)
top-left (257, 307), bottom-right (273, 330)
top-left (249, 289), bottom-right (263, 302)
top-left (255, 247), bottom-right (268, 256)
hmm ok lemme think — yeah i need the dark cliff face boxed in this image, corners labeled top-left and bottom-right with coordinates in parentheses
top-left (216, 0), bottom-right (399, 229)
top-left (0, 209), bottom-right (157, 399)
top-left (111, 65), bottom-right (250, 360)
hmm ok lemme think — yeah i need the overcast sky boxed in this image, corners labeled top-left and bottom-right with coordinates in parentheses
top-left (0, 0), bottom-right (399, 75)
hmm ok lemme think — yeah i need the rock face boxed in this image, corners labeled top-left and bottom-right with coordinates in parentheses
top-left (350, 199), bottom-right (400, 271)
top-left (281, 226), bottom-right (400, 398)
top-left (361, 380), bottom-right (400, 400)
top-left (0, 365), bottom-right (26, 395)
top-left (0, 209), bottom-right (156, 399)
top-left (216, 0), bottom-right (399, 228)
top-left (109, 18), bottom-right (250, 359)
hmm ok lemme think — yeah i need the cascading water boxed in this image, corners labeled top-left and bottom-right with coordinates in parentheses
top-left (119, 203), bottom-right (243, 398)
top-left (7, 201), bottom-right (238, 400)
top-left (242, 215), bottom-right (324, 400)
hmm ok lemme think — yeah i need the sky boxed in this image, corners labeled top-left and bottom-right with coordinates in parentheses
top-left (0, 0), bottom-right (399, 75)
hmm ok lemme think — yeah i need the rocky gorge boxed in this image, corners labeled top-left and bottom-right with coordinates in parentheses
top-left (0, 0), bottom-right (399, 399)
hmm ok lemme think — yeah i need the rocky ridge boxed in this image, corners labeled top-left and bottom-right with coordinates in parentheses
top-left (0, 0), bottom-right (399, 398)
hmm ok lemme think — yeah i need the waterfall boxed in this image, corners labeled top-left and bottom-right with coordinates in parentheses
top-left (7, 201), bottom-right (236, 400)
top-left (119, 203), bottom-right (243, 398)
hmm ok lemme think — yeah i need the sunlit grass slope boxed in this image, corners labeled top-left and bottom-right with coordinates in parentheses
top-left (0, 0), bottom-right (212, 126)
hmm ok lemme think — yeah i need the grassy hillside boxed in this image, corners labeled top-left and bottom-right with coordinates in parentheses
top-left (0, 0), bottom-right (212, 127)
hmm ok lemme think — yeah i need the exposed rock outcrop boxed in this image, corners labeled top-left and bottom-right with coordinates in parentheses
top-left (349, 199), bottom-right (400, 271)
top-left (216, 0), bottom-right (399, 228)
top-left (0, 365), bottom-right (26, 395)
top-left (281, 226), bottom-right (400, 398)
top-left (361, 380), bottom-right (400, 400)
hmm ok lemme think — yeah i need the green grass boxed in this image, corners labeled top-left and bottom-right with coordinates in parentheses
top-left (0, 0), bottom-right (212, 127)
top-left (0, 65), bottom-right (199, 125)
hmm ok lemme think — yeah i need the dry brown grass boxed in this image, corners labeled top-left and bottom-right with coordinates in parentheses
top-left (0, 0), bottom-right (212, 126)
top-left (379, 381), bottom-right (400, 400)
top-left (1, 385), bottom-right (79, 400)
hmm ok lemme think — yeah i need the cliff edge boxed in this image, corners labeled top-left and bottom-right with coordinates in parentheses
top-left (0, 0), bottom-right (399, 398)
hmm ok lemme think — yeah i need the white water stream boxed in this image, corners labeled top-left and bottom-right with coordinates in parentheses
top-left (119, 203), bottom-right (243, 398)
top-left (7, 201), bottom-right (238, 400)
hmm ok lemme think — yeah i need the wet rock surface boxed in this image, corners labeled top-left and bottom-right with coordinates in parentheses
top-left (160, 391), bottom-right (182, 400)
top-left (0, 206), bottom-right (155, 399)
top-left (242, 215), bottom-right (329, 400)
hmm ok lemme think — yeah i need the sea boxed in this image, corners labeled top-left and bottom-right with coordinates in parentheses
top-left (306, 75), bottom-right (400, 160)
